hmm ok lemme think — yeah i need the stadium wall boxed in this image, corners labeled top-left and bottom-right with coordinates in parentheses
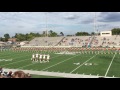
top-left (21, 46), bottom-right (82, 48)
top-left (21, 45), bottom-right (120, 48)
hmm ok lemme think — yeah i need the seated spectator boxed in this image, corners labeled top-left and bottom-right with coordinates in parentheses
top-left (25, 73), bottom-right (31, 78)
top-left (0, 73), bottom-right (3, 78)
top-left (12, 71), bottom-right (26, 78)
top-left (0, 67), bottom-right (3, 73)
top-left (7, 71), bottom-right (13, 78)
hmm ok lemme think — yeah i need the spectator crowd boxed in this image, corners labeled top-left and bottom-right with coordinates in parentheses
top-left (0, 67), bottom-right (31, 78)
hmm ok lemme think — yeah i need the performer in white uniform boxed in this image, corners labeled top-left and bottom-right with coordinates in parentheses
top-left (31, 53), bottom-right (35, 62)
top-left (35, 53), bottom-right (39, 62)
top-left (43, 54), bottom-right (46, 63)
top-left (39, 54), bottom-right (42, 63)
top-left (46, 54), bottom-right (50, 62)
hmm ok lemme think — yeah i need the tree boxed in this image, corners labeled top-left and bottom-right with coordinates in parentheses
top-left (4, 33), bottom-right (10, 41)
top-left (14, 33), bottom-right (26, 41)
top-left (60, 32), bottom-right (64, 36)
top-left (0, 37), bottom-right (3, 41)
top-left (98, 33), bottom-right (100, 35)
top-left (49, 30), bottom-right (53, 34)
top-left (75, 32), bottom-right (89, 36)
top-left (42, 31), bottom-right (46, 36)
top-left (91, 32), bottom-right (95, 35)
top-left (48, 30), bottom-right (58, 37)
top-left (36, 33), bottom-right (41, 37)
top-left (13, 32), bottom-right (43, 41)
top-left (67, 35), bottom-right (73, 36)
top-left (51, 32), bottom-right (57, 37)
top-left (26, 34), bottom-right (33, 41)
top-left (15, 33), bottom-right (18, 38)
top-left (111, 28), bottom-right (120, 35)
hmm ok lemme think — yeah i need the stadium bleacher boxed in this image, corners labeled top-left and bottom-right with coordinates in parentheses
top-left (24, 35), bottom-right (120, 48)
top-left (25, 37), bottom-right (65, 46)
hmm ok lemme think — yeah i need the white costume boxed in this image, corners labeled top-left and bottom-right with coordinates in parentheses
top-left (32, 54), bottom-right (35, 61)
top-left (43, 54), bottom-right (46, 62)
top-left (46, 54), bottom-right (50, 62)
top-left (39, 54), bottom-right (42, 63)
top-left (36, 53), bottom-right (39, 61)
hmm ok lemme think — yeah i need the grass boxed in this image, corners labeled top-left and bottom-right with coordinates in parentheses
top-left (0, 50), bottom-right (120, 78)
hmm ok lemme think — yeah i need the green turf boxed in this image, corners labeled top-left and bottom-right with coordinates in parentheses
top-left (0, 50), bottom-right (120, 77)
top-left (72, 54), bottom-right (113, 76)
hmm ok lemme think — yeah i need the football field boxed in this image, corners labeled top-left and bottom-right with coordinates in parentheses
top-left (0, 50), bottom-right (120, 78)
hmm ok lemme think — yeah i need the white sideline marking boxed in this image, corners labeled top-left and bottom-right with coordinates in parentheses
top-left (70, 54), bottom-right (97, 73)
top-left (3, 68), bottom-right (117, 78)
top-left (18, 54), bottom-right (63, 69)
top-left (42, 54), bottom-right (80, 71)
top-left (104, 52), bottom-right (116, 77)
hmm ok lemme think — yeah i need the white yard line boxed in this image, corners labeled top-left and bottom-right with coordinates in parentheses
top-left (18, 54), bottom-right (63, 69)
top-left (104, 52), bottom-right (116, 77)
top-left (41, 54), bottom-right (80, 71)
top-left (70, 54), bottom-right (97, 73)
top-left (1, 54), bottom-right (31, 66)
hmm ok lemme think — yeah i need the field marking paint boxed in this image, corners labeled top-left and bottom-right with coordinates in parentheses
top-left (104, 52), bottom-right (116, 77)
top-left (0, 52), bottom-right (32, 62)
top-left (41, 54), bottom-right (80, 71)
top-left (70, 54), bottom-right (97, 73)
top-left (18, 54), bottom-right (63, 69)
top-left (0, 53), bottom-right (32, 66)
top-left (0, 52), bottom-right (42, 66)
top-left (1, 58), bottom-right (30, 66)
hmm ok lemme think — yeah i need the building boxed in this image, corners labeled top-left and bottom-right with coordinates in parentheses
top-left (8, 38), bottom-right (17, 42)
top-left (100, 31), bottom-right (112, 36)
top-left (0, 41), bottom-right (5, 46)
top-left (19, 41), bottom-right (29, 46)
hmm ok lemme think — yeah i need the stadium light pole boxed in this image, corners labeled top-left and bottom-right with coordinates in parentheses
top-left (45, 12), bottom-right (49, 46)
top-left (45, 12), bottom-right (48, 37)
top-left (94, 12), bottom-right (96, 36)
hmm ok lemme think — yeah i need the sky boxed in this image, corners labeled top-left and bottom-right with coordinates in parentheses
top-left (0, 12), bottom-right (120, 37)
